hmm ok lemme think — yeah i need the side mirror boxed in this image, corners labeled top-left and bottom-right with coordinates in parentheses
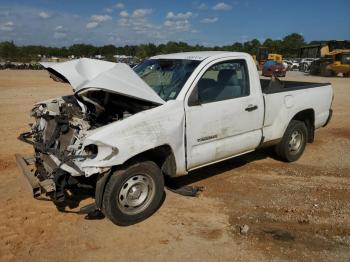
top-left (188, 86), bottom-right (201, 106)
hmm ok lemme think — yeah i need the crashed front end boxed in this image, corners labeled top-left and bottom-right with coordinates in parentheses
top-left (16, 58), bottom-right (164, 202)
top-left (18, 96), bottom-right (106, 201)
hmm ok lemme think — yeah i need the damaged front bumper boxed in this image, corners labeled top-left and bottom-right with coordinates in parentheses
top-left (15, 154), bottom-right (55, 198)
top-left (16, 91), bottom-right (137, 201)
top-left (25, 96), bottom-right (106, 177)
top-left (17, 127), bottom-right (111, 201)
top-left (16, 152), bottom-right (110, 209)
top-left (17, 132), bottom-right (101, 201)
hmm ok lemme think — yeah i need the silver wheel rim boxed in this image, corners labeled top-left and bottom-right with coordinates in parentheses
top-left (117, 174), bottom-right (155, 215)
top-left (288, 130), bottom-right (303, 155)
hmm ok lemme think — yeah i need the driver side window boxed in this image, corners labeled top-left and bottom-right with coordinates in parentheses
top-left (196, 60), bottom-right (250, 104)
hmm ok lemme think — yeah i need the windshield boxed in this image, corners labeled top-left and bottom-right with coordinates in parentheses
top-left (341, 53), bottom-right (350, 64)
top-left (263, 60), bottom-right (277, 69)
top-left (134, 59), bottom-right (200, 101)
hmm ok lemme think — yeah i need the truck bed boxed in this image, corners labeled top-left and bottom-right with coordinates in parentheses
top-left (260, 78), bottom-right (330, 94)
top-left (261, 78), bottom-right (332, 145)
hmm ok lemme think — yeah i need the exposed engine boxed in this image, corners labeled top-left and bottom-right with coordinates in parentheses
top-left (21, 92), bottom-right (155, 201)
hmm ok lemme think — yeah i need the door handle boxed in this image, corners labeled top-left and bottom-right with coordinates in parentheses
top-left (245, 104), bottom-right (258, 112)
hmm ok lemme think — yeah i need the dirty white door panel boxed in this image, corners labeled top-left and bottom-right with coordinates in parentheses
top-left (186, 99), bottom-right (263, 169)
top-left (185, 59), bottom-right (264, 170)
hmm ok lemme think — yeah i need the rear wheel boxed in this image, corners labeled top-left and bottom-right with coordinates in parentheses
top-left (275, 120), bottom-right (308, 162)
top-left (344, 72), bottom-right (350, 77)
top-left (102, 161), bottom-right (164, 226)
top-left (309, 64), bottom-right (319, 75)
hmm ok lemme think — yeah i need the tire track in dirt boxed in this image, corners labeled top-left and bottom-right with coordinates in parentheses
top-left (192, 158), bottom-right (350, 261)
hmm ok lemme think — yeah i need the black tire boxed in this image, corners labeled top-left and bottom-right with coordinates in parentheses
top-left (309, 64), bottom-right (320, 75)
top-left (320, 66), bottom-right (334, 77)
top-left (275, 120), bottom-right (308, 162)
top-left (344, 72), bottom-right (350, 77)
top-left (102, 161), bottom-right (164, 226)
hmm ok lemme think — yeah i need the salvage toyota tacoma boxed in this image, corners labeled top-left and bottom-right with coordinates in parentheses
top-left (16, 52), bottom-right (333, 226)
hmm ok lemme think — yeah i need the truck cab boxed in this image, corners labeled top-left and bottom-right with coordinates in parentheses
top-left (182, 53), bottom-right (264, 170)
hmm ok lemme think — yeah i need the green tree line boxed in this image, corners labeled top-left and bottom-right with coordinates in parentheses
top-left (0, 33), bottom-right (306, 62)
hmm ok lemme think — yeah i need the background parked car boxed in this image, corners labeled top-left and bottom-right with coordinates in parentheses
top-left (299, 58), bottom-right (315, 72)
top-left (282, 60), bottom-right (291, 70)
top-left (290, 60), bottom-right (300, 71)
top-left (262, 60), bottom-right (287, 77)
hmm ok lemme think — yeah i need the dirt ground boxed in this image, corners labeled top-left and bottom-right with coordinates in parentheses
top-left (0, 70), bottom-right (349, 262)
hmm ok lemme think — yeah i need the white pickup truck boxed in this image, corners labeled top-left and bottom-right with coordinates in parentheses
top-left (16, 51), bottom-right (333, 225)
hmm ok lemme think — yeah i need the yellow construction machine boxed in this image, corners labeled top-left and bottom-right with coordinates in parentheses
top-left (310, 49), bottom-right (350, 77)
top-left (254, 47), bottom-right (282, 70)
top-left (267, 53), bottom-right (282, 62)
top-left (300, 40), bottom-right (350, 76)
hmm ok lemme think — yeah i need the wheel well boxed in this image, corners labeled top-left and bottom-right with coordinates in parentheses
top-left (292, 109), bottom-right (315, 142)
top-left (123, 145), bottom-right (176, 177)
top-left (95, 145), bottom-right (176, 209)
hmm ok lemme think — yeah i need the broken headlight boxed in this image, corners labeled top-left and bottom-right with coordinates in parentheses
top-left (83, 144), bottom-right (98, 159)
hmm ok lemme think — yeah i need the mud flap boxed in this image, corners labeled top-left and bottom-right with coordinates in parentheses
top-left (95, 171), bottom-right (112, 209)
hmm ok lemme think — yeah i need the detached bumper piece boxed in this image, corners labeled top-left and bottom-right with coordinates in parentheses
top-left (18, 131), bottom-right (35, 145)
top-left (15, 154), bottom-right (55, 198)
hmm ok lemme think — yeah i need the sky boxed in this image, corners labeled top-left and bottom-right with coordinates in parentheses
top-left (0, 0), bottom-right (349, 47)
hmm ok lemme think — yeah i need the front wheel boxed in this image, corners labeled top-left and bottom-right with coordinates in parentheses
top-left (275, 120), bottom-right (308, 162)
top-left (102, 161), bottom-right (164, 226)
top-left (309, 64), bottom-right (319, 75)
top-left (320, 66), bottom-right (334, 77)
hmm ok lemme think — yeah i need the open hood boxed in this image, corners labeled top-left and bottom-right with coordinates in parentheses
top-left (41, 58), bottom-right (165, 105)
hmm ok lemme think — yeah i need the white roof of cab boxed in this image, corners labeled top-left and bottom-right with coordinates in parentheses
top-left (150, 51), bottom-right (238, 61)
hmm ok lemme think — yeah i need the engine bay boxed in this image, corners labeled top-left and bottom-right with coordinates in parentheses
top-left (19, 91), bottom-right (157, 201)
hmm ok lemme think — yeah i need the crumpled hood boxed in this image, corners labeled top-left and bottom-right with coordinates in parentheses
top-left (41, 58), bottom-right (165, 105)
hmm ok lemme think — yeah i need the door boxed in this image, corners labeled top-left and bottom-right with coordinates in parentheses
top-left (185, 58), bottom-right (264, 170)
top-left (331, 53), bottom-right (350, 74)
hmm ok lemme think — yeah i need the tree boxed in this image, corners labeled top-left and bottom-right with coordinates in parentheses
top-left (282, 33), bottom-right (305, 57)
top-left (100, 45), bottom-right (117, 56)
top-left (250, 39), bottom-right (261, 51)
top-left (69, 44), bottom-right (98, 57)
top-left (0, 33), bottom-right (316, 62)
top-left (231, 42), bottom-right (243, 52)
top-left (242, 39), bottom-right (260, 54)
top-left (263, 38), bottom-right (274, 49)
top-left (0, 41), bottom-right (18, 61)
top-left (135, 44), bottom-right (148, 59)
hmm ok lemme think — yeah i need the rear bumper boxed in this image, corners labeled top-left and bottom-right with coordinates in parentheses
top-left (323, 109), bottom-right (333, 127)
top-left (262, 71), bottom-right (286, 77)
top-left (15, 154), bottom-right (41, 197)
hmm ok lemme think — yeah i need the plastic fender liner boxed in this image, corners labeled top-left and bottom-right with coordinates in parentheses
top-left (95, 170), bottom-right (113, 209)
